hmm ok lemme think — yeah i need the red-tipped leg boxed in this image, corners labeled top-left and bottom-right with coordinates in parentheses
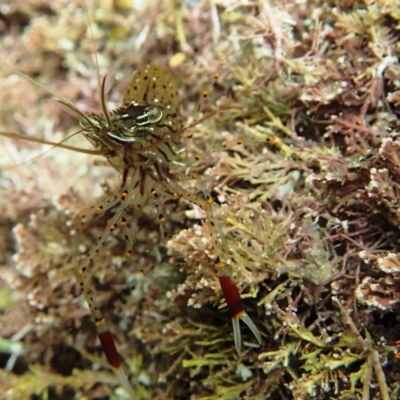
top-left (95, 318), bottom-right (135, 398)
top-left (97, 323), bottom-right (121, 369)
top-left (218, 275), bottom-right (261, 353)
top-left (76, 267), bottom-right (135, 398)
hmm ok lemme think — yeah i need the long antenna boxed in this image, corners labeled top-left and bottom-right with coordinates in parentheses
top-left (0, 61), bottom-right (94, 127)
top-left (83, 2), bottom-right (112, 126)
top-left (0, 130), bottom-right (105, 155)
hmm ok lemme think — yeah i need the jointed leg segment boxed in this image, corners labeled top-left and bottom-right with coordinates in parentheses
top-left (76, 183), bottom-right (137, 396)
top-left (165, 178), bottom-right (262, 352)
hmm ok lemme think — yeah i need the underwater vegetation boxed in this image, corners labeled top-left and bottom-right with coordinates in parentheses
top-left (0, 0), bottom-right (400, 399)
